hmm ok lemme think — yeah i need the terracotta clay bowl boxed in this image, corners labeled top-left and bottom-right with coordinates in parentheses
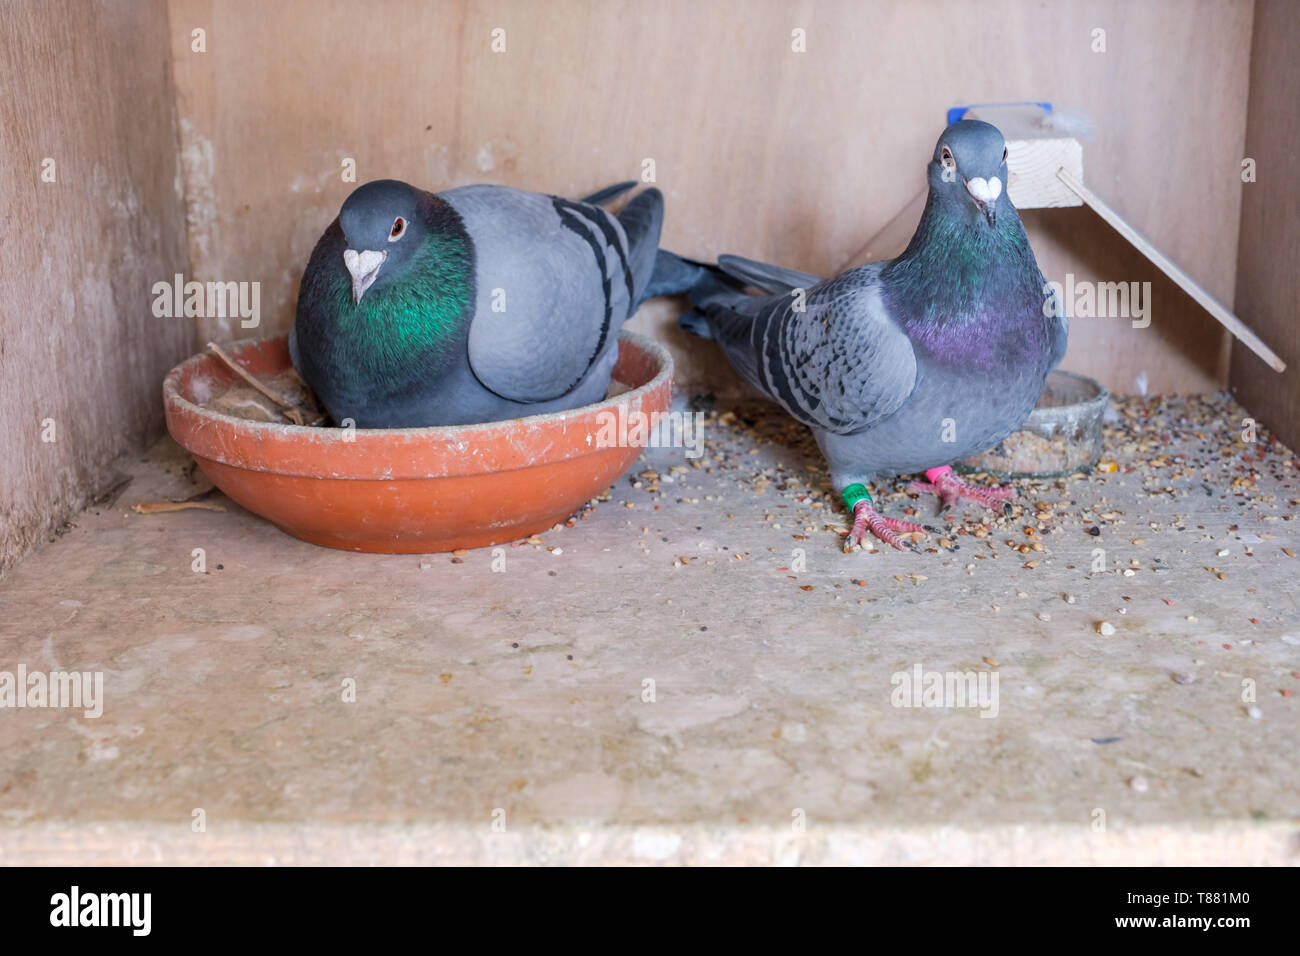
top-left (163, 332), bottom-right (673, 553)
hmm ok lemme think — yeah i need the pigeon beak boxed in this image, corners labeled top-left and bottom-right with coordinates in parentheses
top-left (964, 176), bottom-right (1002, 227)
top-left (343, 248), bottom-right (387, 304)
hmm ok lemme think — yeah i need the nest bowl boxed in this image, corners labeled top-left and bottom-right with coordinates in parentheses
top-left (958, 369), bottom-right (1109, 479)
top-left (163, 332), bottom-right (673, 553)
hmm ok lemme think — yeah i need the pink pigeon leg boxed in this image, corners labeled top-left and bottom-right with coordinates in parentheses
top-left (908, 465), bottom-right (1017, 515)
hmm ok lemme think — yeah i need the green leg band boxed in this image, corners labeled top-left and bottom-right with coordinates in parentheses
top-left (841, 483), bottom-right (873, 511)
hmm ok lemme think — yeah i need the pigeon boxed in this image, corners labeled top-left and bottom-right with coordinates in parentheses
top-left (291, 179), bottom-right (664, 427)
top-left (659, 120), bottom-right (1067, 551)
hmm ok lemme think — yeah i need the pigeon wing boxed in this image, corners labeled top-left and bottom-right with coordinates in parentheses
top-left (745, 266), bottom-right (919, 434)
top-left (442, 185), bottom-right (634, 403)
top-left (1042, 269), bottom-right (1069, 371)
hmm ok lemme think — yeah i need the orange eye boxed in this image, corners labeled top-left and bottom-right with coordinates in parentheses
top-left (388, 217), bottom-right (406, 241)
top-left (940, 146), bottom-right (955, 169)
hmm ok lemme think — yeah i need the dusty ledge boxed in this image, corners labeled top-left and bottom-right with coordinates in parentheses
top-left (1, 821), bottom-right (1295, 867)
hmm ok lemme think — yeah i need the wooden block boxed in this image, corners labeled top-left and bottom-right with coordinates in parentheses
top-left (963, 104), bottom-right (1084, 209)
top-left (1005, 137), bottom-right (1085, 209)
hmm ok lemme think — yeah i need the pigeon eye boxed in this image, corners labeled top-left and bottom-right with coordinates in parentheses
top-left (388, 217), bottom-right (406, 242)
top-left (1002, 146), bottom-right (1008, 164)
top-left (940, 146), bottom-right (955, 170)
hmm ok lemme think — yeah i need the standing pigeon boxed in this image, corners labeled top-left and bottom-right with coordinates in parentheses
top-left (659, 120), bottom-right (1067, 551)
top-left (291, 179), bottom-right (663, 427)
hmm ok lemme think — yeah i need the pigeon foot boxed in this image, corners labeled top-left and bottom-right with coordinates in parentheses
top-left (841, 485), bottom-right (926, 552)
top-left (908, 465), bottom-right (1016, 515)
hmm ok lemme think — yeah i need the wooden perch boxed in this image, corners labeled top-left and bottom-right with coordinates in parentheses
top-left (1055, 168), bottom-right (1285, 373)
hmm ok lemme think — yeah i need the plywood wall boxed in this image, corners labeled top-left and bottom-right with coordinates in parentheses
top-left (0, 0), bottom-right (192, 574)
top-left (1230, 0), bottom-right (1300, 452)
top-left (165, 0), bottom-right (1254, 397)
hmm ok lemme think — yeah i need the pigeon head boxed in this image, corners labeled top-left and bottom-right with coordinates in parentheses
top-left (927, 120), bottom-right (1008, 228)
top-left (338, 180), bottom-right (427, 303)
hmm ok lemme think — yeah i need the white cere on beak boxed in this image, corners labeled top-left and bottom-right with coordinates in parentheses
top-left (343, 248), bottom-right (387, 304)
top-left (965, 176), bottom-right (1002, 204)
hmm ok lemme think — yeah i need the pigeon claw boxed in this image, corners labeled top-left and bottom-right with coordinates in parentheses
top-left (909, 471), bottom-right (1017, 515)
top-left (847, 500), bottom-right (927, 553)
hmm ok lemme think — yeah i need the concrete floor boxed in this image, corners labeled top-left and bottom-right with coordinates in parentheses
top-left (1, 392), bottom-right (1298, 864)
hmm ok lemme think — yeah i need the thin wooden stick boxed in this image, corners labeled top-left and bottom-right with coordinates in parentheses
top-left (1056, 168), bottom-right (1285, 373)
top-left (838, 189), bottom-right (927, 271)
top-left (132, 500), bottom-right (227, 514)
top-left (205, 342), bottom-right (306, 425)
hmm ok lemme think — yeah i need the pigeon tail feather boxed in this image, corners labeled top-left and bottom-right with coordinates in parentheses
top-left (579, 180), bottom-right (638, 206)
top-left (677, 308), bottom-right (714, 340)
top-left (645, 249), bottom-right (750, 304)
top-left (615, 188), bottom-right (665, 307)
top-left (717, 254), bottom-right (822, 294)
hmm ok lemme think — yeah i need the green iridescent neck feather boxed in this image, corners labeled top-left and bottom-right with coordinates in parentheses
top-left (884, 191), bottom-right (1035, 325)
top-left (333, 230), bottom-right (475, 372)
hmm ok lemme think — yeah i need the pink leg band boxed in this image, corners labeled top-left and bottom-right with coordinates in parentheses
top-left (925, 465), bottom-right (953, 483)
